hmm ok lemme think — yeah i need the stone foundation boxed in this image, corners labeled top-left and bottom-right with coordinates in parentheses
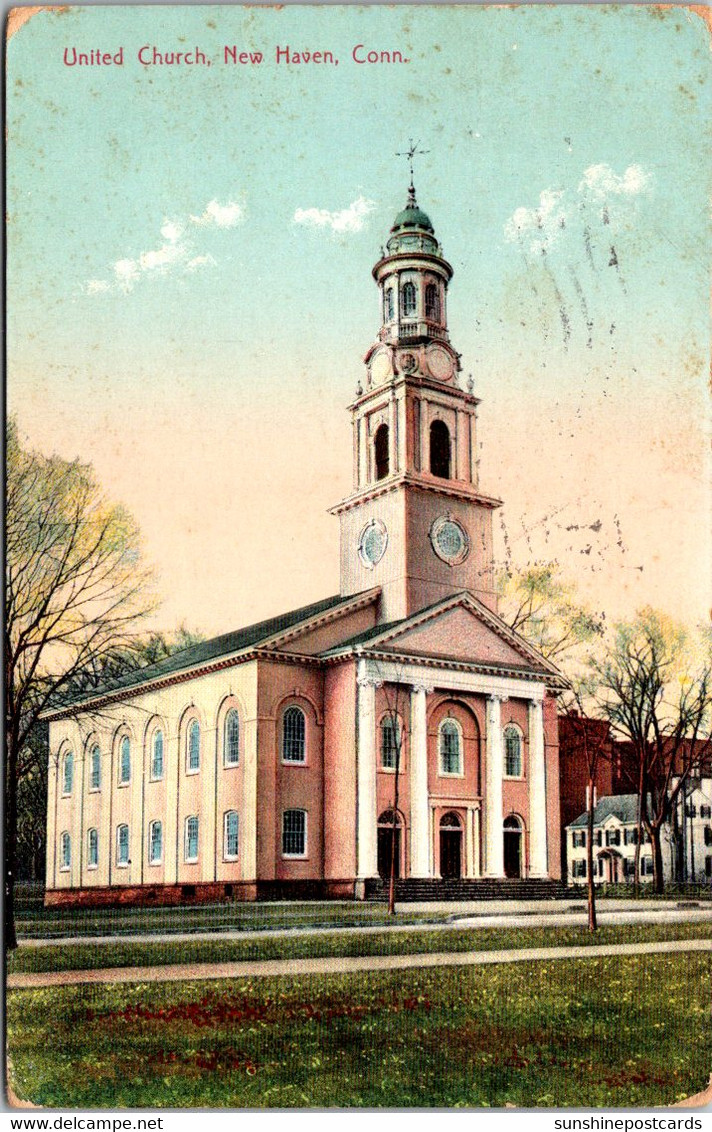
top-left (44, 878), bottom-right (359, 908)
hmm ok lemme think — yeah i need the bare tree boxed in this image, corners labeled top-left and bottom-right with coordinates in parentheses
top-left (5, 420), bottom-right (157, 948)
top-left (593, 609), bottom-right (712, 894)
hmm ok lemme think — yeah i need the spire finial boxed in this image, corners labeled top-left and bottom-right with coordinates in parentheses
top-left (395, 138), bottom-right (429, 203)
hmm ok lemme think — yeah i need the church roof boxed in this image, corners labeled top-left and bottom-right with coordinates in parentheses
top-left (45, 590), bottom-right (378, 716)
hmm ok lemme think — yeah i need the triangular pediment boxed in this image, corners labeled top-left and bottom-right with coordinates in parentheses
top-left (352, 592), bottom-right (561, 677)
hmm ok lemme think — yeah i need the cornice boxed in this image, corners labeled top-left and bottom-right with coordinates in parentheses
top-left (329, 473), bottom-right (502, 515)
top-left (348, 372), bottom-right (480, 413)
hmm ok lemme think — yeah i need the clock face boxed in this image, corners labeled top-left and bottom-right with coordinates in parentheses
top-left (427, 345), bottom-right (454, 382)
top-left (370, 350), bottom-right (392, 385)
top-left (400, 352), bottom-right (417, 374)
top-left (358, 519), bottom-right (388, 569)
top-left (430, 516), bottom-right (469, 566)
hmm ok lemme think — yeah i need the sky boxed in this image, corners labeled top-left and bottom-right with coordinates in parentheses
top-left (7, 3), bottom-right (711, 638)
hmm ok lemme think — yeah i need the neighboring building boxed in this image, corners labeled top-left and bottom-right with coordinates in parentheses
top-left (44, 182), bottom-right (566, 907)
top-left (557, 713), bottom-right (614, 878)
top-left (671, 775), bottom-right (712, 883)
top-left (566, 795), bottom-right (671, 885)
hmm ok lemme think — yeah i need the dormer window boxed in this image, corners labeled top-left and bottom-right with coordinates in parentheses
top-left (401, 281), bottom-right (417, 317)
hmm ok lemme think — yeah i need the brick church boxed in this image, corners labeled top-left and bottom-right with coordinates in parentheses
top-left (44, 180), bottom-right (566, 906)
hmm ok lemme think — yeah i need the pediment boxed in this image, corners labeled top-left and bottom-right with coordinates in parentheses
top-left (362, 594), bottom-right (557, 675)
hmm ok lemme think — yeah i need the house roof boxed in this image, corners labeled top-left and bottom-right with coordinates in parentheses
top-left (568, 794), bottom-right (641, 829)
top-left (45, 590), bottom-right (379, 717)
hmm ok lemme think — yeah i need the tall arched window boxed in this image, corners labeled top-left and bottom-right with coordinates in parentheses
top-left (439, 719), bottom-right (462, 776)
top-left (185, 815), bottom-right (199, 862)
top-left (187, 719), bottom-right (200, 772)
top-left (384, 287), bottom-right (394, 321)
top-left (425, 282), bottom-right (440, 321)
top-left (151, 730), bottom-right (164, 780)
top-left (60, 831), bottom-right (71, 871)
top-left (149, 820), bottom-right (163, 865)
top-left (380, 716), bottom-right (400, 770)
top-left (504, 726), bottom-right (523, 777)
top-left (62, 751), bottom-right (74, 795)
top-left (282, 706), bottom-right (306, 763)
top-left (374, 423), bottom-right (389, 481)
top-left (119, 736), bottom-right (131, 784)
top-left (401, 281), bottom-right (417, 317)
top-left (87, 828), bottom-right (98, 868)
top-left (90, 745), bottom-right (101, 791)
top-left (430, 420), bottom-right (451, 479)
top-left (116, 823), bottom-right (129, 866)
top-left (224, 810), bottom-right (239, 859)
top-left (224, 710), bottom-right (240, 766)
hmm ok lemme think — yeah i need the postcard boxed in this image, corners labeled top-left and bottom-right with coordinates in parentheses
top-left (5, 2), bottom-right (711, 1113)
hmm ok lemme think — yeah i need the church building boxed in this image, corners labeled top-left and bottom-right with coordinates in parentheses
top-left (44, 181), bottom-right (566, 905)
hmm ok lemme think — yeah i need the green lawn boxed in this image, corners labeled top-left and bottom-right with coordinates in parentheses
top-left (8, 920), bottom-right (712, 974)
top-left (8, 952), bottom-right (710, 1108)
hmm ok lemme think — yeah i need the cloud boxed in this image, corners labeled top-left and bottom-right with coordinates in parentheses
top-left (84, 199), bottom-right (244, 294)
top-left (504, 189), bottom-right (567, 254)
top-left (579, 163), bottom-right (651, 198)
top-left (294, 195), bottom-right (376, 235)
top-left (189, 200), bottom-right (245, 228)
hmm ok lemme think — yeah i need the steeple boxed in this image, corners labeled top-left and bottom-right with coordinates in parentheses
top-left (331, 180), bottom-right (501, 624)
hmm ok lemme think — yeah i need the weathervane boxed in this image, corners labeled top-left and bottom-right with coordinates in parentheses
top-left (396, 138), bottom-right (429, 200)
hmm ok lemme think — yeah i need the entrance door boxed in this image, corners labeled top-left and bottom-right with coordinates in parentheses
top-left (377, 827), bottom-right (401, 880)
top-left (503, 816), bottom-right (522, 878)
top-left (439, 813), bottom-right (463, 879)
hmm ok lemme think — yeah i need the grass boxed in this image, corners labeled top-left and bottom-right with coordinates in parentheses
top-left (14, 898), bottom-right (451, 939)
top-left (8, 920), bottom-right (712, 974)
top-left (7, 951), bottom-right (711, 1108)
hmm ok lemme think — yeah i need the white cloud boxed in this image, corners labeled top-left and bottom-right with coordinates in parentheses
top-left (504, 188), bottom-right (567, 254)
top-left (189, 200), bottom-right (245, 228)
top-left (579, 163), bottom-right (651, 198)
top-left (85, 199), bottom-right (244, 294)
top-left (294, 195), bottom-right (376, 235)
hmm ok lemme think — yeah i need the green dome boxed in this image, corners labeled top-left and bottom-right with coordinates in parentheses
top-left (391, 203), bottom-right (434, 234)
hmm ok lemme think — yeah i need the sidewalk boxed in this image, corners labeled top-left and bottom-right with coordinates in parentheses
top-left (8, 937), bottom-right (711, 990)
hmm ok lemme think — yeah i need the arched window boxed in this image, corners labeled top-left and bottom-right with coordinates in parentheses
top-left (439, 719), bottom-right (463, 776)
top-left (90, 745), bottom-right (101, 791)
top-left (119, 736), bottom-right (131, 784)
top-left (62, 751), bottom-right (74, 795)
top-left (504, 726), bottom-right (523, 777)
top-left (224, 710), bottom-right (240, 766)
top-left (401, 281), bottom-right (417, 317)
top-left (87, 828), bottom-right (98, 868)
top-left (185, 815), bottom-right (199, 862)
top-left (60, 831), bottom-right (71, 871)
top-left (116, 824), bottom-right (129, 866)
top-left (151, 730), bottom-right (164, 780)
top-left (282, 706), bottom-right (306, 763)
top-left (187, 720), bottom-right (200, 773)
top-left (149, 820), bottom-right (163, 865)
top-left (374, 423), bottom-right (389, 481)
top-left (282, 809), bottom-right (307, 857)
top-left (380, 716), bottom-right (400, 770)
top-left (425, 282), bottom-right (440, 321)
top-left (384, 287), bottom-right (394, 321)
top-left (430, 420), bottom-right (451, 479)
top-left (224, 811), bottom-right (239, 859)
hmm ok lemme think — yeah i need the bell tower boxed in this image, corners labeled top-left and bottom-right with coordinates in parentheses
top-left (331, 170), bottom-right (501, 624)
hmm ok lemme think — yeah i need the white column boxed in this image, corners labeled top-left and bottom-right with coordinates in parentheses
top-left (473, 806), bottom-right (481, 877)
top-left (356, 668), bottom-right (378, 879)
top-left (389, 390), bottom-right (397, 474)
top-left (164, 732), bottom-right (179, 886)
top-left (410, 684), bottom-right (432, 877)
top-left (465, 807), bottom-right (475, 878)
top-left (419, 397), bottom-right (428, 472)
top-left (243, 716), bottom-right (258, 882)
top-left (485, 695), bottom-right (506, 877)
top-left (528, 696), bottom-right (549, 877)
top-left (358, 416), bottom-right (368, 486)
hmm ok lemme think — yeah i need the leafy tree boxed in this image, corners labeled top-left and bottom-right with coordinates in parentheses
top-left (5, 419), bottom-right (158, 948)
top-left (498, 562), bottom-right (604, 665)
top-left (593, 609), bottom-right (712, 893)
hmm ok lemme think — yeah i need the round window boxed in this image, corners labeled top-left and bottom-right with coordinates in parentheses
top-left (430, 516), bottom-right (469, 566)
top-left (359, 519), bottom-right (388, 569)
